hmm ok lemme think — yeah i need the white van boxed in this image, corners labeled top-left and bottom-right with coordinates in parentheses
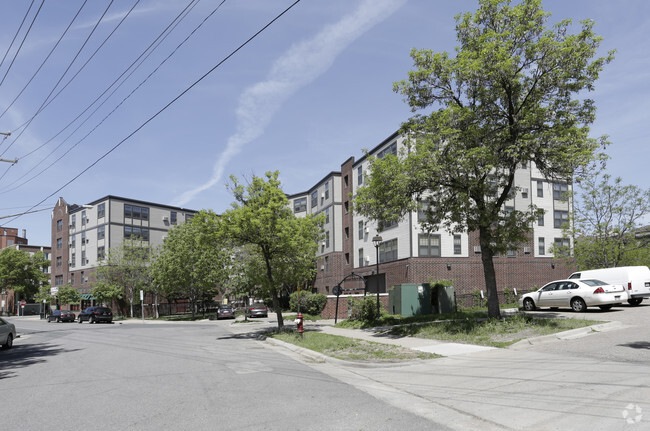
top-left (568, 266), bottom-right (650, 305)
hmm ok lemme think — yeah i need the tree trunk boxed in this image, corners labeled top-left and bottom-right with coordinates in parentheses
top-left (272, 292), bottom-right (283, 329)
top-left (479, 227), bottom-right (501, 319)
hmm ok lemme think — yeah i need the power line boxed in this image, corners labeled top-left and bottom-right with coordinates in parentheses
top-left (0, 0), bottom-right (201, 189)
top-left (0, 0), bottom-right (44, 88)
top-left (2, 0), bottom-right (302, 225)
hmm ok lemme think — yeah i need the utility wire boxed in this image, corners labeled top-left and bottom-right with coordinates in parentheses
top-left (0, 1), bottom-right (89, 123)
top-left (1, 0), bottom-right (216, 193)
top-left (0, 0), bottom-right (200, 188)
top-left (0, 0), bottom-right (44, 88)
top-left (0, 0), bottom-right (116, 158)
top-left (2, 0), bottom-right (302, 224)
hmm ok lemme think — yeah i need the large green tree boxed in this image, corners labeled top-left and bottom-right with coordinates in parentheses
top-left (562, 172), bottom-right (650, 269)
top-left (151, 210), bottom-right (226, 318)
top-left (0, 248), bottom-right (50, 301)
top-left (94, 238), bottom-right (153, 317)
top-left (354, 0), bottom-right (614, 318)
top-left (220, 171), bottom-right (323, 329)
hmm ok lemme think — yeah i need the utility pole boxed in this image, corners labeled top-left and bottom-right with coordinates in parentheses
top-left (0, 131), bottom-right (17, 165)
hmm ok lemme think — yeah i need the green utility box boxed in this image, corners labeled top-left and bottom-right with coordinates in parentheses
top-left (427, 283), bottom-right (456, 314)
top-left (388, 283), bottom-right (432, 317)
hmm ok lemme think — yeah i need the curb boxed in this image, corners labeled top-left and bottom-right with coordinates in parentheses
top-left (508, 320), bottom-right (624, 348)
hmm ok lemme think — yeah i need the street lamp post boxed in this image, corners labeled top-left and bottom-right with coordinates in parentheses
top-left (372, 235), bottom-right (383, 320)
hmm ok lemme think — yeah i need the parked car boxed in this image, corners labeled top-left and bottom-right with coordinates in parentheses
top-left (568, 266), bottom-right (650, 306)
top-left (48, 310), bottom-right (76, 323)
top-left (245, 304), bottom-right (268, 318)
top-left (0, 317), bottom-right (16, 350)
top-left (216, 305), bottom-right (235, 319)
top-left (78, 306), bottom-right (113, 324)
top-left (520, 279), bottom-right (626, 312)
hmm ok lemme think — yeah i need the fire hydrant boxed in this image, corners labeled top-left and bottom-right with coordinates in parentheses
top-left (295, 312), bottom-right (304, 337)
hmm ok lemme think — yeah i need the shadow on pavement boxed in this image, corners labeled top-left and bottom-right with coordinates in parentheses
top-left (618, 341), bottom-right (650, 350)
top-left (0, 343), bottom-right (80, 380)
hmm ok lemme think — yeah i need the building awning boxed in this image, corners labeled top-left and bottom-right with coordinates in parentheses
top-left (80, 293), bottom-right (95, 300)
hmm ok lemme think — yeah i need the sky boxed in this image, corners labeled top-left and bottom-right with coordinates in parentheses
top-left (0, 0), bottom-right (648, 246)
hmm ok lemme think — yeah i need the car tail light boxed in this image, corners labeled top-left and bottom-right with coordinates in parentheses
top-left (593, 287), bottom-right (605, 294)
top-left (628, 282), bottom-right (632, 290)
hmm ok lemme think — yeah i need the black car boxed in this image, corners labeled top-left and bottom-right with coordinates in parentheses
top-left (216, 306), bottom-right (235, 319)
top-left (78, 306), bottom-right (113, 324)
top-left (48, 310), bottom-right (76, 323)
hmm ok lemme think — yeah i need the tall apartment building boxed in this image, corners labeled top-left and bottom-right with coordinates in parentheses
top-left (51, 196), bottom-right (197, 308)
top-left (289, 131), bottom-right (575, 305)
top-left (0, 227), bottom-right (28, 249)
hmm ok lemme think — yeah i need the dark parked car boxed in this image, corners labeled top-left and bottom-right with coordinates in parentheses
top-left (245, 304), bottom-right (268, 318)
top-left (78, 306), bottom-right (113, 324)
top-left (48, 310), bottom-right (76, 323)
top-left (216, 306), bottom-right (235, 319)
top-left (0, 317), bottom-right (16, 350)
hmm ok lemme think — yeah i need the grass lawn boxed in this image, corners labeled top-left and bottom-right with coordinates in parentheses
top-left (272, 331), bottom-right (441, 363)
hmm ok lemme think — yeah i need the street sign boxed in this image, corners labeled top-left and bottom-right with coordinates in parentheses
top-left (20, 300), bottom-right (26, 307)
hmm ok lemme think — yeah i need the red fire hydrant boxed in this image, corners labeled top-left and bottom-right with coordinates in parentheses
top-left (295, 312), bottom-right (304, 337)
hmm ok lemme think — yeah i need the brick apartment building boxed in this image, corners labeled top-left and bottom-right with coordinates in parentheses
top-left (288, 131), bottom-right (576, 316)
top-left (50, 196), bottom-right (197, 310)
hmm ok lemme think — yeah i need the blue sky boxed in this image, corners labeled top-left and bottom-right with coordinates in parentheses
top-left (1, 0), bottom-right (648, 246)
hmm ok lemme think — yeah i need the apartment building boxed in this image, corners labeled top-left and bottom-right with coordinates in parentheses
top-left (50, 196), bottom-right (197, 307)
top-left (289, 131), bottom-right (576, 306)
top-left (0, 227), bottom-right (28, 249)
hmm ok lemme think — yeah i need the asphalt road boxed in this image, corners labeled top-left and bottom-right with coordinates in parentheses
top-left (1, 316), bottom-right (449, 431)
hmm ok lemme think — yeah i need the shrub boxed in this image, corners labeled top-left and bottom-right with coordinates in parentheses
top-left (347, 296), bottom-right (377, 322)
top-left (289, 291), bottom-right (327, 316)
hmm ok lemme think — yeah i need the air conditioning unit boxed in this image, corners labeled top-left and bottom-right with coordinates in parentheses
top-left (473, 246), bottom-right (481, 253)
top-left (86, 239), bottom-right (89, 244)
top-left (162, 216), bottom-right (169, 222)
top-left (364, 255), bottom-right (370, 262)
top-left (68, 262), bottom-right (72, 266)
top-left (321, 193), bottom-right (325, 199)
top-left (364, 227), bottom-right (369, 234)
top-left (524, 247), bottom-right (531, 254)
top-left (320, 265), bottom-right (325, 271)
top-left (321, 241), bottom-right (326, 247)
top-left (522, 188), bottom-right (529, 195)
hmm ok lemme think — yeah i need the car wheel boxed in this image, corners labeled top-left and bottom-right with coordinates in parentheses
top-left (599, 304), bottom-right (613, 311)
top-left (571, 297), bottom-right (587, 312)
top-left (78, 318), bottom-right (83, 324)
top-left (56, 317), bottom-right (61, 323)
top-left (628, 298), bottom-right (643, 306)
top-left (523, 298), bottom-right (536, 311)
top-left (89, 316), bottom-right (95, 324)
top-left (2, 334), bottom-right (13, 350)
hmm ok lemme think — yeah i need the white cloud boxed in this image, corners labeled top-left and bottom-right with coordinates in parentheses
top-left (174, 0), bottom-right (407, 206)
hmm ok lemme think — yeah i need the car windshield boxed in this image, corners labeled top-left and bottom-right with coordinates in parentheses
top-left (580, 279), bottom-right (607, 286)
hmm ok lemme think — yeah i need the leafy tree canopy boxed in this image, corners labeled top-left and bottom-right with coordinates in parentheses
top-left (354, 0), bottom-right (614, 318)
top-left (0, 248), bottom-right (50, 300)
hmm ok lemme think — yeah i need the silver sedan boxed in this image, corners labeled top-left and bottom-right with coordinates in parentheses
top-left (0, 316), bottom-right (16, 350)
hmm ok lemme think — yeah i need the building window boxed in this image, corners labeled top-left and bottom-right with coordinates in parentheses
top-left (55, 275), bottom-right (63, 286)
top-left (418, 234), bottom-right (440, 257)
top-left (324, 182), bottom-right (329, 200)
top-left (379, 219), bottom-right (397, 232)
top-left (125, 226), bottom-right (150, 241)
top-left (453, 235), bottom-right (462, 255)
top-left (125, 204), bottom-right (149, 220)
top-left (185, 214), bottom-right (193, 222)
top-left (81, 232), bottom-right (86, 244)
top-left (81, 210), bottom-right (87, 226)
top-left (554, 238), bottom-right (570, 256)
top-left (357, 166), bottom-right (363, 185)
top-left (358, 248), bottom-right (364, 267)
top-left (324, 208), bottom-right (330, 224)
top-left (554, 210), bottom-right (569, 228)
top-left (80, 271), bottom-right (85, 285)
top-left (325, 231), bottom-right (330, 248)
top-left (98, 225), bottom-right (105, 240)
top-left (379, 238), bottom-right (398, 263)
top-left (98, 246), bottom-right (105, 260)
top-left (507, 248), bottom-right (516, 257)
top-left (344, 175), bottom-right (349, 188)
top-left (538, 214), bottom-right (544, 226)
top-left (418, 202), bottom-right (430, 222)
top-left (522, 188), bottom-right (528, 199)
top-left (56, 238), bottom-right (62, 249)
top-left (71, 253), bottom-right (76, 267)
top-left (170, 211), bottom-right (177, 225)
top-left (293, 198), bottom-right (306, 213)
top-left (82, 250), bottom-right (86, 265)
top-left (70, 273), bottom-right (74, 285)
top-left (345, 253), bottom-right (350, 265)
top-left (553, 182), bottom-right (568, 200)
top-left (377, 142), bottom-right (397, 159)
top-left (97, 203), bottom-right (105, 218)
top-left (56, 256), bottom-right (62, 267)
top-left (57, 219), bottom-right (63, 231)
top-left (358, 221), bottom-right (364, 239)
top-left (344, 227), bottom-right (349, 239)
top-left (311, 190), bottom-right (318, 208)
top-left (71, 235), bottom-right (76, 248)
top-left (538, 237), bottom-right (545, 255)
top-left (325, 256), bottom-right (330, 272)
top-left (344, 201), bottom-right (349, 214)
top-left (537, 181), bottom-right (544, 198)
top-left (71, 214), bottom-right (76, 229)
